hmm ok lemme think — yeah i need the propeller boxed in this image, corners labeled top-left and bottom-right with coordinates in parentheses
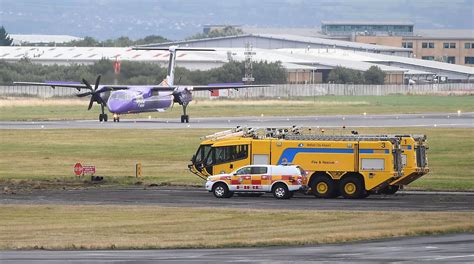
top-left (76, 75), bottom-right (106, 110)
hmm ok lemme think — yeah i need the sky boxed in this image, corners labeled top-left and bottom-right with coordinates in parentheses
top-left (0, 0), bottom-right (473, 40)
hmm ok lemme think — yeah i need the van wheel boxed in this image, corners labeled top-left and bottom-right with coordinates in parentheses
top-left (311, 176), bottom-right (338, 198)
top-left (339, 176), bottom-right (365, 199)
top-left (381, 185), bottom-right (399, 195)
top-left (272, 183), bottom-right (290, 199)
top-left (212, 183), bottom-right (231, 198)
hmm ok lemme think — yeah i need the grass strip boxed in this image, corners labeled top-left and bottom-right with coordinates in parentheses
top-left (0, 128), bottom-right (472, 191)
top-left (1, 95), bottom-right (473, 121)
top-left (0, 204), bottom-right (473, 250)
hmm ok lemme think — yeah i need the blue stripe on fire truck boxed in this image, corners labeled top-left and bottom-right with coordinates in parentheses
top-left (360, 149), bottom-right (390, 154)
top-left (278, 148), bottom-right (354, 164)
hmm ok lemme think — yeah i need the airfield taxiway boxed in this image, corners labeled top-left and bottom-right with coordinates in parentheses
top-left (1, 233), bottom-right (473, 263)
top-left (2, 187), bottom-right (473, 212)
top-left (0, 112), bottom-right (472, 129)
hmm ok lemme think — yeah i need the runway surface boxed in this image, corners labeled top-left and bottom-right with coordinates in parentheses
top-left (2, 187), bottom-right (473, 211)
top-left (1, 233), bottom-right (473, 263)
top-left (0, 112), bottom-right (473, 129)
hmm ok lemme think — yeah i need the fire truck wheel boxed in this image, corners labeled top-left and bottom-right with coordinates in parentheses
top-left (272, 183), bottom-right (290, 199)
top-left (212, 183), bottom-right (231, 198)
top-left (380, 185), bottom-right (399, 195)
top-left (311, 176), bottom-right (338, 198)
top-left (339, 176), bottom-right (365, 199)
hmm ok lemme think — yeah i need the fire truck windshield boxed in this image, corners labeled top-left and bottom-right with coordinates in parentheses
top-left (193, 145), bottom-right (212, 164)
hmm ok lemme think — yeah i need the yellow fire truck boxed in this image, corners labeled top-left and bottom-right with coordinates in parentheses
top-left (189, 127), bottom-right (406, 199)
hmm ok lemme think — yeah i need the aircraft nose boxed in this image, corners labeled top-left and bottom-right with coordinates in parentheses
top-left (108, 100), bottom-right (126, 113)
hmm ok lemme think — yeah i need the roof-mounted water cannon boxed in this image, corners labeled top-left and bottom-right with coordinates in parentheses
top-left (203, 126), bottom-right (242, 140)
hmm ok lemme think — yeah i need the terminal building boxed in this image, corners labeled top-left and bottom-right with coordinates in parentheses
top-left (321, 21), bottom-right (415, 37)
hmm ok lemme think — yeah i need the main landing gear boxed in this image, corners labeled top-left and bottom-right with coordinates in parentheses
top-left (99, 114), bottom-right (108, 122)
top-left (98, 103), bottom-right (108, 122)
top-left (180, 103), bottom-right (189, 123)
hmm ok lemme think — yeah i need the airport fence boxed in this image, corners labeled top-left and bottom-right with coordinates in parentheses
top-left (1, 83), bottom-right (473, 98)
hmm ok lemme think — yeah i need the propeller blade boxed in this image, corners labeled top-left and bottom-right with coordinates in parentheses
top-left (76, 92), bottom-right (92, 97)
top-left (87, 98), bottom-right (94, 110)
top-left (82, 79), bottom-right (93, 90)
top-left (94, 75), bottom-right (101, 91)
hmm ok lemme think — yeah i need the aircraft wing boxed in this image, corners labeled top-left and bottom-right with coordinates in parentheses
top-left (190, 84), bottom-right (269, 91)
top-left (14, 81), bottom-right (130, 91)
top-left (14, 81), bottom-right (270, 92)
top-left (13, 81), bottom-right (89, 90)
top-left (148, 83), bottom-right (269, 92)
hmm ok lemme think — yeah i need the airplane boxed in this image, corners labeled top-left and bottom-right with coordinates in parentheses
top-left (14, 46), bottom-right (267, 123)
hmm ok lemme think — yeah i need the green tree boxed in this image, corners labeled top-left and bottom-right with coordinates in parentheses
top-left (363, 66), bottom-right (386, 84)
top-left (135, 35), bottom-right (170, 45)
top-left (187, 26), bottom-right (244, 40)
top-left (63, 36), bottom-right (100, 47)
top-left (328, 66), bottom-right (364, 84)
top-left (0, 26), bottom-right (13, 46)
top-left (0, 60), bottom-right (286, 85)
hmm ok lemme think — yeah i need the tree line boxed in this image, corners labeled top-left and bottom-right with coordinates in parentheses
top-left (328, 66), bottom-right (386, 84)
top-left (0, 59), bottom-right (287, 85)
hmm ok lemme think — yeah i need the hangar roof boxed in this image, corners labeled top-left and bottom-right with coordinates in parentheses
top-left (145, 33), bottom-right (409, 52)
top-left (282, 48), bottom-right (473, 75)
top-left (256, 34), bottom-right (409, 52)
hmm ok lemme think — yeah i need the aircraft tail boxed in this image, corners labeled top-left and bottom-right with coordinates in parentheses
top-left (133, 46), bottom-right (215, 87)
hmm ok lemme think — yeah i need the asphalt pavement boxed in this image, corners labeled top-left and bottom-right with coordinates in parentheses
top-left (1, 233), bottom-right (473, 263)
top-left (0, 112), bottom-right (472, 129)
top-left (2, 187), bottom-right (473, 211)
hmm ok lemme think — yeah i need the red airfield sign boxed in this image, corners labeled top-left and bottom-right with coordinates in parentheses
top-left (74, 163), bottom-right (95, 176)
top-left (74, 163), bottom-right (83, 176)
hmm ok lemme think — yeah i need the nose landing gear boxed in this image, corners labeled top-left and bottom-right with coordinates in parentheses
top-left (180, 103), bottom-right (189, 123)
top-left (113, 113), bottom-right (120, 122)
